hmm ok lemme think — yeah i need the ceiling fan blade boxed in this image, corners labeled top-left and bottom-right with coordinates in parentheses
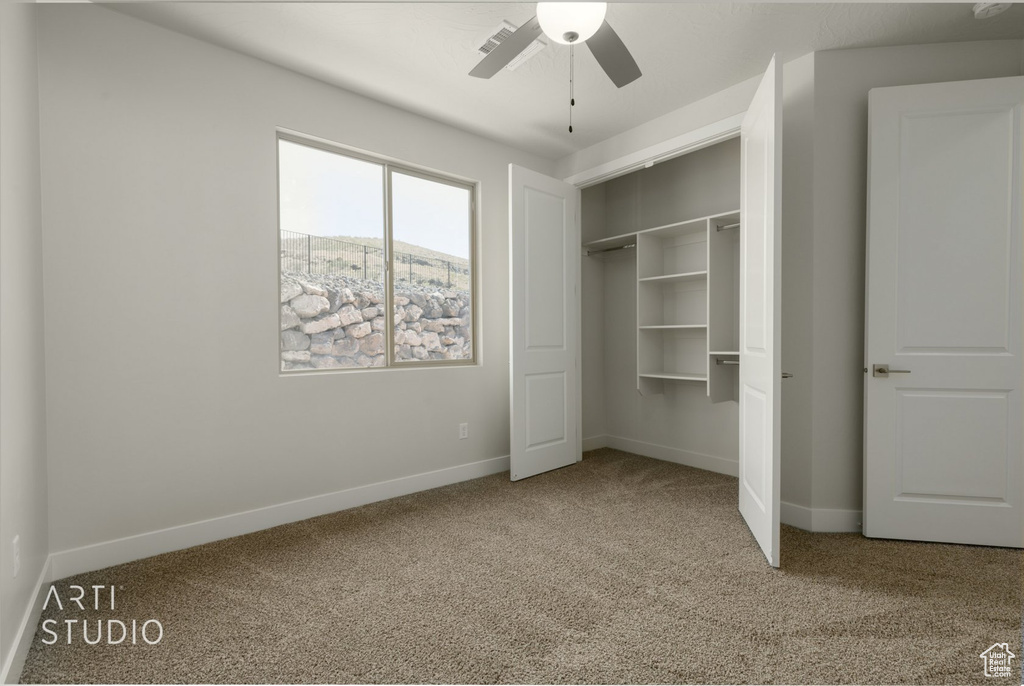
top-left (586, 20), bottom-right (642, 88)
top-left (470, 16), bottom-right (544, 79)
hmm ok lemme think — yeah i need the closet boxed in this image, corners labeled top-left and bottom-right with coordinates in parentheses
top-left (582, 141), bottom-right (741, 409)
top-left (509, 57), bottom-right (781, 566)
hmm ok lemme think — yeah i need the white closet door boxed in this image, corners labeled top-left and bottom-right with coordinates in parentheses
top-left (864, 76), bottom-right (1024, 547)
top-left (509, 164), bottom-right (580, 481)
top-left (738, 56), bottom-right (782, 567)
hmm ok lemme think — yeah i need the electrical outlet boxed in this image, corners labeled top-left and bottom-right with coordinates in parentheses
top-left (458, 423), bottom-right (469, 440)
top-left (12, 535), bottom-right (20, 578)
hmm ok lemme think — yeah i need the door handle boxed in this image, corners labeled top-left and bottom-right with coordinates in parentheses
top-left (872, 364), bottom-right (910, 378)
top-left (781, 372), bottom-right (793, 379)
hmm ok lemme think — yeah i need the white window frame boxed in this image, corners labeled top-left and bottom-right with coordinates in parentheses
top-left (277, 130), bottom-right (478, 372)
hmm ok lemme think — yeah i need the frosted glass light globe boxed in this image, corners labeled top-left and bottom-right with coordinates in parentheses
top-left (537, 2), bottom-right (607, 45)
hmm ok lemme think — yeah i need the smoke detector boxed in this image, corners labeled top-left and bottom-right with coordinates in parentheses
top-left (973, 3), bottom-right (1011, 19)
top-left (478, 21), bottom-right (548, 71)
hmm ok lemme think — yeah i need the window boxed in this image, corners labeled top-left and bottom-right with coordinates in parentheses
top-left (278, 134), bottom-right (475, 371)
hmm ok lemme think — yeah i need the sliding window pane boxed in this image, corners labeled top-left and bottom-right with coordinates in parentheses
top-left (390, 171), bottom-right (473, 363)
top-left (279, 140), bottom-right (387, 371)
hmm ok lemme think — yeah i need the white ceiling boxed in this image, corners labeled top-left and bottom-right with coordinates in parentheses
top-left (107, 2), bottom-right (1024, 160)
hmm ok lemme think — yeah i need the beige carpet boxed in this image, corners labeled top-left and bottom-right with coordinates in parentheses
top-left (20, 449), bottom-right (1023, 684)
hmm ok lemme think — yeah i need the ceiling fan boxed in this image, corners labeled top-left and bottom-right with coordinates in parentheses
top-left (469, 2), bottom-right (642, 88)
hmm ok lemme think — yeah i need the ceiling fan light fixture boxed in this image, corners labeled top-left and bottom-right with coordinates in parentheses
top-left (537, 2), bottom-right (607, 45)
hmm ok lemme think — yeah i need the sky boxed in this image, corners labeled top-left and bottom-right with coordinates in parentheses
top-left (278, 139), bottom-right (470, 259)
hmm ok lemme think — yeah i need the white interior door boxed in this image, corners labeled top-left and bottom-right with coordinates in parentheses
top-left (509, 164), bottom-right (580, 481)
top-left (738, 56), bottom-right (782, 567)
top-left (864, 76), bottom-right (1024, 548)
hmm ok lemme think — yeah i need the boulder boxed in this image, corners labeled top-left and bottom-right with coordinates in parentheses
top-left (309, 332), bottom-right (334, 355)
top-left (326, 289), bottom-right (344, 313)
top-left (442, 300), bottom-right (461, 317)
top-left (346, 322), bottom-right (372, 339)
top-left (361, 306), bottom-right (379, 321)
top-left (337, 304), bottom-right (363, 327)
top-left (404, 304), bottom-right (423, 322)
top-left (421, 331), bottom-right (443, 351)
top-left (360, 332), bottom-right (385, 356)
top-left (394, 295), bottom-right (410, 307)
top-left (411, 346), bottom-right (428, 360)
top-left (281, 350), bottom-right (311, 363)
top-left (280, 305), bottom-right (300, 331)
top-left (372, 316), bottom-right (386, 332)
top-left (281, 329), bottom-right (310, 351)
top-left (409, 292), bottom-right (427, 308)
top-left (301, 281), bottom-right (328, 297)
top-left (404, 330), bottom-right (422, 347)
top-left (301, 313), bottom-right (341, 335)
top-left (290, 294), bottom-right (330, 319)
top-left (280, 281), bottom-right (303, 303)
top-left (421, 320), bottom-right (444, 333)
top-left (311, 355), bottom-right (342, 369)
top-left (332, 338), bottom-right (360, 356)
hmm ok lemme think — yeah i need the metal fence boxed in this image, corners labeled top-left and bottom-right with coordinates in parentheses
top-left (280, 230), bottom-right (469, 290)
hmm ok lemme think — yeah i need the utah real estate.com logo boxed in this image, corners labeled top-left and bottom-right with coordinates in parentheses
top-left (980, 643), bottom-right (1016, 678)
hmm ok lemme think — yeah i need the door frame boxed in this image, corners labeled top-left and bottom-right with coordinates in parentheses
top-left (560, 113), bottom-right (745, 457)
top-left (561, 112), bottom-right (745, 444)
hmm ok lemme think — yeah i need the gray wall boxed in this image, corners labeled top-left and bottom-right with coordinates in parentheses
top-left (36, 4), bottom-right (555, 556)
top-left (0, 0), bottom-right (49, 677)
top-left (809, 40), bottom-right (1024, 512)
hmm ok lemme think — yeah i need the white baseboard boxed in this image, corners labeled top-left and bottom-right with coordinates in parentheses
top-left (605, 435), bottom-right (739, 477)
top-left (780, 501), bottom-right (861, 532)
top-left (781, 501), bottom-right (814, 530)
top-left (1, 555), bottom-right (52, 685)
top-left (581, 435), bottom-right (609, 452)
top-left (811, 507), bottom-right (862, 533)
top-left (50, 455), bottom-right (510, 581)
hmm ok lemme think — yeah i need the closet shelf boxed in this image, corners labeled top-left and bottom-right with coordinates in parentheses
top-left (639, 372), bottom-right (707, 382)
top-left (709, 350), bottom-right (739, 355)
top-left (583, 232), bottom-right (637, 251)
top-left (638, 271), bottom-right (708, 284)
top-left (640, 324), bottom-right (707, 330)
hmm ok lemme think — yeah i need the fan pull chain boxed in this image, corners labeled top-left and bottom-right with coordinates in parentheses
top-left (568, 43), bottom-right (574, 133)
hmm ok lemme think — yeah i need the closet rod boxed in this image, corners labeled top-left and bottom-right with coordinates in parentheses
top-left (716, 222), bottom-right (740, 232)
top-left (586, 243), bottom-right (636, 256)
top-left (715, 358), bottom-right (739, 366)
